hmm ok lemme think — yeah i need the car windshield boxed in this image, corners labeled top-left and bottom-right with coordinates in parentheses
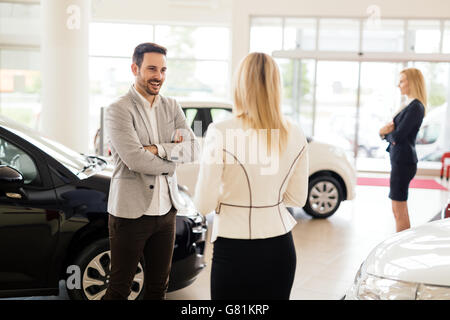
top-left (1, 116), bottom-right (90, 176)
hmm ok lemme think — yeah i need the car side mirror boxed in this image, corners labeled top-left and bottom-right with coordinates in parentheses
top-left (0, 165), bottom-right (25, 198)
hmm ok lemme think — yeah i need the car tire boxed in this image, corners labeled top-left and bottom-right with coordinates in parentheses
top-left (303, 175), bottom-right (343, 219)
top-left (66, 238), bottom-right (145, 300)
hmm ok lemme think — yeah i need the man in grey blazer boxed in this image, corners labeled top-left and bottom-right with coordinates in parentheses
top-left (103, 43), bottom-right (199, 300)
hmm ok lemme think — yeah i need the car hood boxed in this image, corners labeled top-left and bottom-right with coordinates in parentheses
top-left (365, 219), bottom-right (450, 286)
top-left (88, 161), bottom-right (199, 217)
top-left (93, 161), bottom-right (114, 178)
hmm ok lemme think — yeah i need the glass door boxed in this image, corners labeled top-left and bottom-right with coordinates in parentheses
top-left (358, 62), bottom-right (404, 160)
top-left (277, 58), bottom-right (315, 137)
top-left (314, 61), bottom-right (360, 158)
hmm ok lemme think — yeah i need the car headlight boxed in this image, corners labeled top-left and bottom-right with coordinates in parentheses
top-left (355, 272), bottom-right (450, 300)
top-left (176, 190), bottom-right (198, 216)
top-left (357, 274), bottom-right (418, 300)
top-left (416, 284), bottom-right (450, 300)
top-left (179, 190), bottom-right (194, 207)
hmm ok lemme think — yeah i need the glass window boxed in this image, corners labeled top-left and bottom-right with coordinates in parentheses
top-left (184, 108), bottom-right (209, 136)
top-left (416, 123), bottom-right (441, 145)
top-left (318, 19), bottom-right (360, 52)
top-left (155, 25), bottom-right (230, 60)
top-left (0, 49), bottom-right (41, 129)
top-left (406, 61), bottom-right (449, 161)
top-left (4, 122), bottom-right (88, 176)
top-left (283, 18), bottom-right (316, 51)
top-left (183, 108), bottom-right (198, 128)
top-left (409, 62), bottom-right (449, 110)
top-left (0, 137), bottom-right (40, 186)
top-left (277, 58), bottom-right (315, 137)
top-left (314, 61), bottom-right (360, 157)
top-left (362, 19), bottom-right (404, 52)
top-left (89, 56), bottom-right (133, 147)
top-left (250, 17), bottom-right (283, 54)
top-left (89, 22), bottom-right (231, 153)
top-left (443, 21), bottom-right (450, 53)
top-left (407, 20), bottom-right (441, 53)
top-left (163, 59), bottom-right (229, 99)
top-left (359, 62), bottom-right (404, 159)
top-left (90, 22), bottom-right (154, 57)
top-left (0, 2), bottom-right (40, 43)
top-left (210, 108), bottom-right (232, 122)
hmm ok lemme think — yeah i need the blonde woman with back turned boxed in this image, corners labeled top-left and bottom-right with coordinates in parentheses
top-left (194, 53), bottom-right (309, 300)
top-left (379, 68), bottom-right (427, 233)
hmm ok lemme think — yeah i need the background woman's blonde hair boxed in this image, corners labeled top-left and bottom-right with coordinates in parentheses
top-left (233, 52), bottom-right (289, 153)
top-left (401, 67), bottom-right (428, 115)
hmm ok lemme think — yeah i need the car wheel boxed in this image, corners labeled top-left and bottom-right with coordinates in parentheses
top-left (303, 175), bottom-right (343, 219)
top-left (66, 238), bottom-right (145, 300)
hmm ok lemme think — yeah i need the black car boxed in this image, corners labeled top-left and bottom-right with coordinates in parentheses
top-left (0, 116), bottom-right (207, 300)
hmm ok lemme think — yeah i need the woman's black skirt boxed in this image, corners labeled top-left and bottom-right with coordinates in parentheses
top-left (389, 162), bottom-right (417, 201)
top-left (210, 232), bottom-right (296, 300)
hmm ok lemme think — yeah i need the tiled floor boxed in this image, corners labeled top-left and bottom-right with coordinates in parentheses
top-left (4, 174), bottom-right (448, 300)
top-left (166, 174), bottom-right (449, 300)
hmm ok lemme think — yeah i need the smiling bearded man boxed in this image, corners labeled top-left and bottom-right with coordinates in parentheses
top-left (103, 42), bottom-right (199, 300)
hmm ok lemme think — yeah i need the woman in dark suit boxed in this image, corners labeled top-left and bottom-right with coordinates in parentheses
top-left (379, 68), bottom-right (426, 232)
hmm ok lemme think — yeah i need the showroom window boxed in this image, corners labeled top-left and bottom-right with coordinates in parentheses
top-left (250, 17), bottom-right (284, 54)
top-left (283, 18), bottom-right (317, 51)
top-left (0, 1), bottom-right (41, 129)
top-left (362, 19), bottom-right (405, 52)
top-left (89, 22), bottom-right (231, 153)
top-left (0, 1), bottom-right (40, 43)
top-left (250, 16), bottom-right (450, 163)
top-left (90, 22), bottom-right (230, 103)
top-left (318, 19), bottom-right (360, 52)
top-left (276, 58), bottom-right (315, 137)
top-left (407, 20), bottom-right (442, 54)
top-left (2, 7), bottom-right (231, 145)
top-left (442, 21), bottom-right (450, 53)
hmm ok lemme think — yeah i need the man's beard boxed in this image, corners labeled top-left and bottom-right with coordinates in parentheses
top-left (137, 75), bottom-right (162, 96)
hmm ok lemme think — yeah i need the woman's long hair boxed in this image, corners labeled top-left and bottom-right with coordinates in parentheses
top-left (233, 52), bottom-right (289, 154)
top-left (401, 68), bottom-right (428, 115)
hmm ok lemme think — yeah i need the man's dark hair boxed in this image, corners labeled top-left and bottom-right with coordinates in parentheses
top-left (132, 42), bottom-right (167, 68)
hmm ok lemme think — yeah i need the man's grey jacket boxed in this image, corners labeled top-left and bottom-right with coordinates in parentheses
top-left (105, 86), bottom-right (200, 218)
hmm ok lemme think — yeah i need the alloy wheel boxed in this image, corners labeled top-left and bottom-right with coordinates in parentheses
top-left (82, 250), bottom-right (144, 300)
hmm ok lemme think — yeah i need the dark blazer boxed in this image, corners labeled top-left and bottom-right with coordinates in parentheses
top-left (385, 99), bottom-right (425, 164)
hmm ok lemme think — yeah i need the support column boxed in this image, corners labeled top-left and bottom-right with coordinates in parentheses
top-left (230, 0), bottom-right (250, 86)
top-left (40, 0), bottom-right (90, 153)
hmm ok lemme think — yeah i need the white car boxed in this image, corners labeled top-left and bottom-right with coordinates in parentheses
top-left (345, 218), bottom-right (450, 300)
top-left (416, 104), bottom-right (447, 161)
top-left (177, 101), bottom-right (356, 218)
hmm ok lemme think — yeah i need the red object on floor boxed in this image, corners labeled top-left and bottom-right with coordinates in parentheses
top-left (357, 177), bottom-right (448, 191)
top-left (440, 152), bottom-right (450, 181)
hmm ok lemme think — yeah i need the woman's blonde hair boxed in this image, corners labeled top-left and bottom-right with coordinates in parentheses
top-left (401, 68), bottom-right (428, 115)
top-left (233, 52), bottom-right (289, 153)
